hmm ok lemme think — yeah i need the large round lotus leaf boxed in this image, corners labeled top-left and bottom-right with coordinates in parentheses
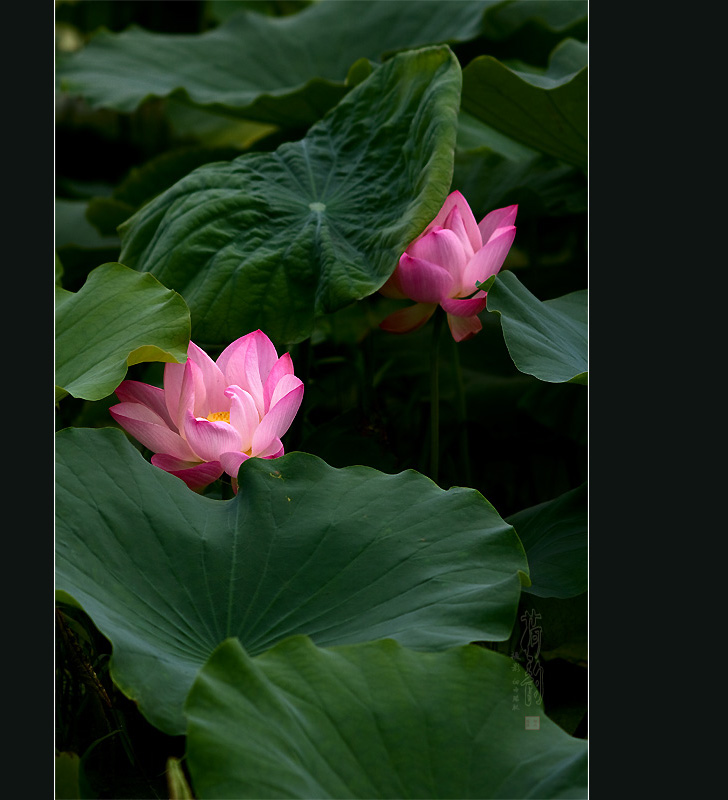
top-left (185, 636), bottom-right (588, 799)
top-left (56, 1), bottom-right (489, 125)
top-left (117, 46), bottom-right (462, 346)
top-left (55, 427), bottom-right (528, 735)
top-left (485, 270), bottom-right (587, 384)
top-left (55, 262), bottom-right (190, 402)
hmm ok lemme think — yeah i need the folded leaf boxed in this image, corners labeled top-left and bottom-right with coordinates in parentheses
top-left (485, 270), bottom-right (587, 384)
top-left (507, 483), bottom-right (587, 598)
top-left (462, 39), bottom-right (587, 169)
top-left (55, 262), bottom-right (190, 401)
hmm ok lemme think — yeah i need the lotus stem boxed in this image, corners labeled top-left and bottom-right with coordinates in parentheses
top-left (430, 308), bottom-right (445, 483)
top-left (450, 334), bottom-right (472, 487)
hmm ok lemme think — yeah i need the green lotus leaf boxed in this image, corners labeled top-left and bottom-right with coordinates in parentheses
top-left (55, 198), bottom-right (120, 250)
top-left (207, 1), bottom-right (313, 24)
top-left (453, 112), bottom-right (586, 218)
top-left (118, 46), bottom-right (462, 346)
top-left (461, 38), bottom-right (587, 169)
top-left (55, 427), bottom-right (529, 734)
top-left (481, 0), bottom-right (587, 41)
top-left (162, 99), bottom-right (277, 149)
top-left (55, 252), bottom-right (64, 286)
top-left (85, 145), bottom-right (246, 237)
top-left (186, 636), bottom-right (588, 799)
top-left (55, 262), bottom-right (190, 401)
top-left (56, 0), bottom-right (490, 126)
top-left (485, 271), bottom-right (587, 384)
top-left (507, 483), bottom-right (587, 598)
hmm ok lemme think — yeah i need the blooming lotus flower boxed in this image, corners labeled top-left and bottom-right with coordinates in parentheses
top-left (379, 191), bottom-right (517, 342)
top-left (109, 330), bottom-right (304, 491)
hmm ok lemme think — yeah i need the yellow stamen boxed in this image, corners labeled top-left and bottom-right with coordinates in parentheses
top-left (206, 411), bottom-right (230, 424)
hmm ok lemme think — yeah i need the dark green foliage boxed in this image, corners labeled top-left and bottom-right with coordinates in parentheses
top-left (56, 2), bottom-right (587, 796)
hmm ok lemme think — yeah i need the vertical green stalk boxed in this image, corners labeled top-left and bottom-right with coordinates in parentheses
top-left (450, 334), bottom-right (472, 487)
top-left (362, 329), bottom-right (374, 417)
top-left (430, 308), bottom-right (445, 483)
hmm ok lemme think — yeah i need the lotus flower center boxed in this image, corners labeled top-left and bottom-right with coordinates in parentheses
top-left (206, 411), bottom-right (230, 424)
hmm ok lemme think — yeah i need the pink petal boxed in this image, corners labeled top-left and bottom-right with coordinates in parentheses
top-left (219, 451), bottom-right (250, 479)
top-left (165, 358), bottom-right (207, 431)
top-left (263, 353), bottom-right (294, 412)
top-left (217, 336), bottom-right (253, 393)
top-left (447, 313), bottom-right (483, 342)
top-left (187, 341), bottom-right (227, 413)
top-left (379, 303), bottom-right (437, 334)
top-left (217, 331), bottom-right (277, 418)
top-left (217, 330), bottom-right (278, 386)
top-left (188, 358), bottom-right (209, 419)
top-left (397, 253), bottom-right (454, 304)
top-left (256, 437), bottom-right (284, 459)
top-left (440, 292), bottom-right (488, 318)
top-left (110, 400), bottom-right (166, 426)
top-left (183, 411), bottom-right (242, 463)
top-left (423, 190), bottom-right (481, 252)
top-left (268, 374), bottom-right (304, 411)
top-left (250, 382), bottom-right (304, 456)
top-left (115, 380), bottom-right (175, 429)
top-left (251, 330), bottom-right (279, 383)
top-left (110, 402), bottom-right (197, 460)
top-left (216, 335), bottom-right (247, 378)
top-left (378, 268), bottom-right (408, 299)
top-left (163, 361), bottom-right (185, 424)
top-left (150, 453), bottom-right (200, 470)
top-left (461, 227), bottom-right (516, 294)
top-left (407, 228), bottom-right (468, 287)
top-left (151, 454), bottom-right (223, 490)
top-left (478, 205), bottom-right (518, 246)
top-left (442, 204), bottom-right (479, 258)
top-left (225, 385), bottom-right (260, 453)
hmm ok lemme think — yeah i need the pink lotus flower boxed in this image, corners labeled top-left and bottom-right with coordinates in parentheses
top-left (379, 191), bottom-right (517, 342)
top-left (109, 330), bottom-right (304, 492)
